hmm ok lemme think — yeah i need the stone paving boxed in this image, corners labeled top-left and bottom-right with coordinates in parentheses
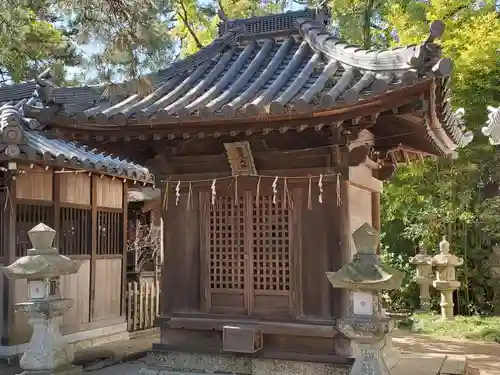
top-left (1, 330), bottom-right (499, 375)
top-left (392, 330), bottom-right (500, 375)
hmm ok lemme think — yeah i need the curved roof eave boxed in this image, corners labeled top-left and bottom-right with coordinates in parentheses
top-left (0, 102), bottom-right (154, 184)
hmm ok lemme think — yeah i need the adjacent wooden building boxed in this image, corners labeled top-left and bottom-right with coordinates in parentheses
top-left (127, 187), bottom-right (163, 282)
top-left (0, 95), bottom-right (154, 353)
top-left (16, 8), bottom-right (471, 368)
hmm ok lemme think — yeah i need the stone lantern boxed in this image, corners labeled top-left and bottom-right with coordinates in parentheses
top-left (409, 245), bottom-right (433, 312)
top-left (326, 223), bottom-right (404, 375)
top-left (431, 237), bottom-right (463, 320)
top-left (2, 223), bottom-right (82, 375)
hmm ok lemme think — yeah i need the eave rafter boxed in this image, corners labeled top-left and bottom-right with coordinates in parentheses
top-left (45, 81), bottom-right (430, 142)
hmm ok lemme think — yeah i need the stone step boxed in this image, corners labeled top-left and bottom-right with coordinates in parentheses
top-left (392, 353), bottom-right (467, 375)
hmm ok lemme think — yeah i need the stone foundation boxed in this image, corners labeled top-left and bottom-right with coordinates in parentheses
top-left (140, 351), bottom-right (351, 375)
top-left (18, 365), bottom-right (82, 375)
top-left (0, 322), bottom-right (129, 357)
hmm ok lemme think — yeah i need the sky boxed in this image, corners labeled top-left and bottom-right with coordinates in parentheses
top-left (65, 1), bottom-right (306, 82)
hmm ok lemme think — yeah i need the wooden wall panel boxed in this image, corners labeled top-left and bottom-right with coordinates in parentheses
top-left (60, 259), bottom-right (91, 332)
top-left (298, 183), bottom-right (339, 319)
top-left (16, 166), bottom-right (52, 201)
top-left (95, 177), bottom-right (123, 209)
top-left (161, 190), bottom-right (200, 315)
top-left (0, 191), bottom-right (7, 261)
top-left (10, 261), bottom-right (92, 341)
top-left (92, 257), bottom-right (122, 320)
top-left (59, 173), bottom-right (91, 206)
top-left (0, 269), bottom-right (4, 341)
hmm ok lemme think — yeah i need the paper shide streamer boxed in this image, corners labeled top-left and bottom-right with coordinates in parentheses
top-left (160, 173), bottom-right (341, 210)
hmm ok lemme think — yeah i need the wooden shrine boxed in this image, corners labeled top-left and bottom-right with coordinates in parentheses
top-left (0, 98), bottom-right (154, 353)
top-left (16, 8), bottom-right (471, 371)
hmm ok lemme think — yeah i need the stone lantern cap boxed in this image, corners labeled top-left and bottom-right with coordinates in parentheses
top-left (2, 223), bottom-right (81, 280)
top-left (410, 245), bottom-right (433, 265)
top-left (326, 223), bottom-right (403, 291)
top-left (431, 237), bottom-right (464, 267)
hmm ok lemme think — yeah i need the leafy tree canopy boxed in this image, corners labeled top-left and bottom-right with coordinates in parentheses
top-left (380, 0), bottom-right (500, 313)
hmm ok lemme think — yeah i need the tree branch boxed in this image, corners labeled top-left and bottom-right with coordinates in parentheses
top-left (177, 0), bottom-right (204, 49)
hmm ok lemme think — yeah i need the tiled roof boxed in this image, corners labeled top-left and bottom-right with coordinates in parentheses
top-left (33, 11), bottom-right (448, 118)
top-left (2, 9), bottom-right (473, 159)
top-left (0, 99), bottom-right (153, 183)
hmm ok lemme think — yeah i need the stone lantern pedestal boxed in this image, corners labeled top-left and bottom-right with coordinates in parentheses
top-left (326, 223), bottom-right (404, 375)
top-left (409, 246), bottom-right (433, 312)
top-left (2, 223), bottom-right (82, 375)
top-left (431, 237), bottom-right (463, 320)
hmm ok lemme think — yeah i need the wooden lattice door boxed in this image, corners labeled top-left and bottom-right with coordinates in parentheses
top-left (205, 193), bottom-right (248, 314)
top-left (202, 191), bottom-right (293, 317)
top-left (250, 195), bottom-right (292, 317)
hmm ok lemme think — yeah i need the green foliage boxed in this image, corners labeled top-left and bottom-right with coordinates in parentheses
top-left (171, 0), bottom-right (282, 56)
top-left (62, 0), bottom-right (177, 83)
top-left (329, 0), bottom-right (392, 48)
top-left (0, 4), bottom-right (78, 84)
top-left (327, 0), bottom-right (500, 314)
top-left (412, 313), bottom-right (500, 342)
top-left (380, 0), bottom-right (500, 315)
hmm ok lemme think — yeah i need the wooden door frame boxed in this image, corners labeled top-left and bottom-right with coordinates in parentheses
top-left (200, 188), bottom-right (297, 318)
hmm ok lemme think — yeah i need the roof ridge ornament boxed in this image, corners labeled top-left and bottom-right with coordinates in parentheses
top-left (297, 17), bottom-right (452, 78)
top-left (218, 8), bottom-right (324, 37)
top-left (409, 20), bottom-right (452, 78)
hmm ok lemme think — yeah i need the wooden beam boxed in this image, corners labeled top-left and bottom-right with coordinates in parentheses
top-left (3, 176), bottom-right (16, 345)
top-left (53, 172), bottom-right (61, 248)
top-left (158, 167), bottom-right (342, 183)
top-left (44, 80), bottom-right (429, 133)
top-left (159, 184), bottom-right (168, 316)
top-left (121, 182), bottom-right (128, 317)
top-left (89, 176), bottom-right (98, 322)
top-left (156, 146), bottom-right (366, 172)
top-left (347, 145), bottom-right (371, 167)
top-left (374, 163), bottom-right (396, 181)
top-left (337, 177), bottom-right (351, 318)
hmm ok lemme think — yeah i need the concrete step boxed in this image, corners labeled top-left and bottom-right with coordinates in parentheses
top-left (392, 353), bottom-right (467, 375)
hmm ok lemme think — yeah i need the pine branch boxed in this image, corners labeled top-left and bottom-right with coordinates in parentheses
top-left (177, 0), bottom-right (204, 49)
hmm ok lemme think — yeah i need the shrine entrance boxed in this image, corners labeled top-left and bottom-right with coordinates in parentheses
top-left (202, 191), bottom-right (293, 318)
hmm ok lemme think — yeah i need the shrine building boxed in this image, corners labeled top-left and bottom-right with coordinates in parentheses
top-left (18, 8), bottom-right (472, 372)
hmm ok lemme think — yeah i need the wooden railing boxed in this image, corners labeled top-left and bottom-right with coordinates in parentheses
top-left (125, 280), bottom-right (160, 332)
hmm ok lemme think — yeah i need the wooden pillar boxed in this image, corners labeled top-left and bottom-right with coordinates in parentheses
top-left (53, 172), bottom-right (61, 248)
top-left (121, 182), bottom-right (128, 316)
top-left (371, 192), bottom-right (381, 254)
top-left (338, 177), bottom-right (351, 317)
top-left (160, 184), bottom-right (168, 316)
top-left (3, 176), bottom-right (17, 345)
top-left (89, 176), bottom-right (98, 322)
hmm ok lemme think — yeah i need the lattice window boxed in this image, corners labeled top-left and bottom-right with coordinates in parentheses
top-left (97, 210), bottom-right (123, 255)
top-left (252, 196), bottom-right (291, 291)
top-left (209, 196), bottom-right (245, 290)
top-left (60, 206), bottom-right (91, 256)
top-left (16, 202), bottom-right (54, 257)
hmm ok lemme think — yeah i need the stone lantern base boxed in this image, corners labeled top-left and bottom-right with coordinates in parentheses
top-left (15, 300), bottom-right (82, 375)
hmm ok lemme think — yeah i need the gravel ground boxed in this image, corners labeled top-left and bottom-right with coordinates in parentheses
top-left (84, 361), bottom-right (209, 375)
top-left (85, 361), bottom-right (147, 375)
